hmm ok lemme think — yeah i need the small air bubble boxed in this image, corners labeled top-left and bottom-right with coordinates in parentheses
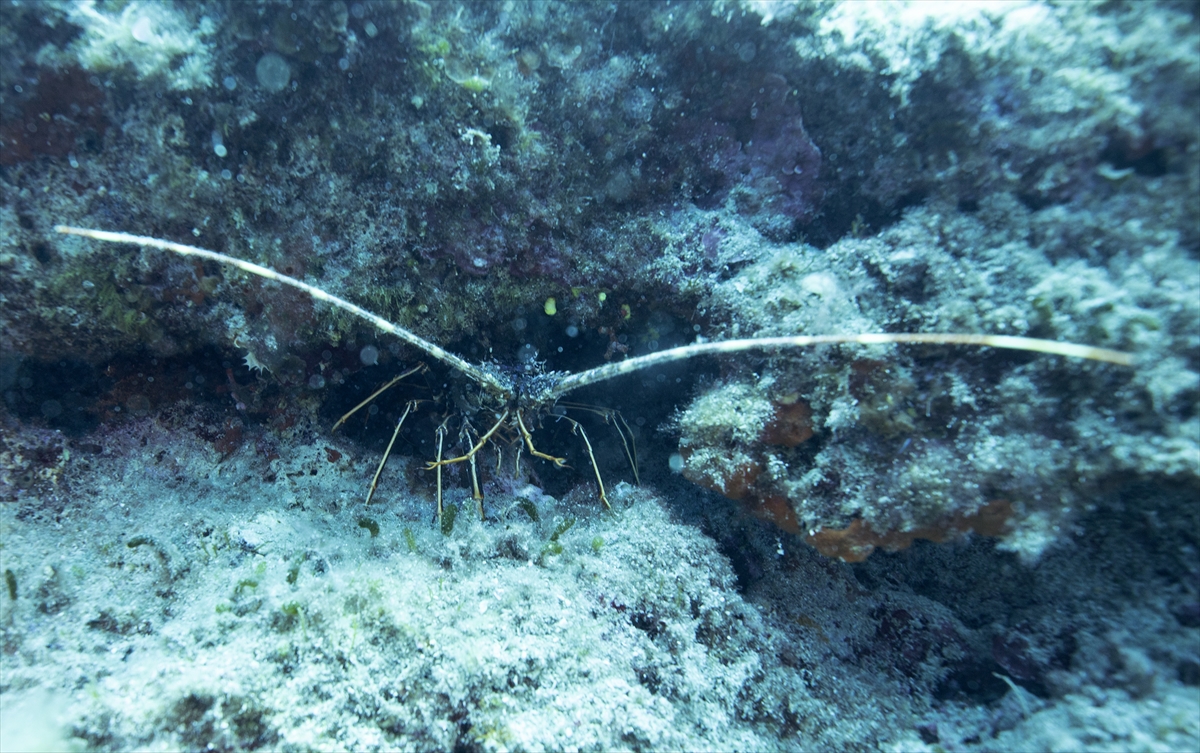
top-left (565, 325), bottom-right (579, 338)
top-left (256, 53), bottom-right (291, 93)
top-left (223, 76), bottom-right (237, 91)
top-left (194, 375), bottom-right (205, 385)
top-left (512, 317), bottom-right (527, 332)
top-left (308, 374), bottom-right (326, 389)
top-left (131, 16), bottom-right (154, 43)
top-left (368, 404), bottom-right (379, 415)
top-left (221, 169), bottom-right (232, 180)
top-left (338, 58), bottom-right (350, 71)
top-left (668, 453), bottom-right (685, 473)
top-left (360, 345), bottom-right (379, 365)
top-left (517, 343), bottom-right (538, 363)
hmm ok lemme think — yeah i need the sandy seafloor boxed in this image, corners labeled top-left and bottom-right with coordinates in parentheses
top-left (1, 1), bottom-right (1199, 751)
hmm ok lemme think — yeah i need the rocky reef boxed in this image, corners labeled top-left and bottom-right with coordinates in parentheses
top-left (1, 2), bottom-right (1197, 750)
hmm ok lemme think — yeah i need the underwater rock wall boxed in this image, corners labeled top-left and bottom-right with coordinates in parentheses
top-left (1, 2), bottom-right (1197, 751)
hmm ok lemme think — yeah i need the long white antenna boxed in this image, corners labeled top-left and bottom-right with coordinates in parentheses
top-left (55, 226), bottom-right (1135, 407)
top-left (547, 333), bottom-right (1134, 400)
top-left (55, 225), bottom-right (511, 395)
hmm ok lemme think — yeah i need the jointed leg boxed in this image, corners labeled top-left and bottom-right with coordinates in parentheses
top-left (435, 420), bottom-right (447, 524)
top-left (460, 423), bottom-right (484, 517)
top-left (612, 411), bottom-right (640, 486)
top-left (559, 416), bottom-right (611, 510)
top-left (365, 400), bottom-right (417, 505)
top-left (426, 411), bottom-right (509, 470)
top-left (515, 410), bottom-right (567, 468)
top-left (430, 413), bottom-right (506, 522)
top-left (332, 364), bottom-right (427, 433)
top-left (556, 402), bottom-right (641, 485)
top-left (516, 410), bottom-right (609, 508)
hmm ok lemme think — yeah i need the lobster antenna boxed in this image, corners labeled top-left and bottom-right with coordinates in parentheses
top-left (54, 226), bottom-right (510, 395)
top-left (54, 226), bottom-right (1135, 405)
top-left (547, 333), bottom-right (1134, 400)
